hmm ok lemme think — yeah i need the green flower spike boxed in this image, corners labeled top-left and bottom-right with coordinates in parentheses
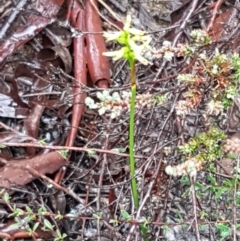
top-left (102, 16), bottom-right (153, 241)
top-left (103, 15), bottom-right (151, 66)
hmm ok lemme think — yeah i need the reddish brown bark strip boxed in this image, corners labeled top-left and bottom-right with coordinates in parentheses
top-left (85, 0), bottom-right (110, 88)
top-left (0, 152), bottom-right (65, 188)
top-left (24, 104), bottom-right (45, 156)
top-left (65, 0), bottom-right (87, 147)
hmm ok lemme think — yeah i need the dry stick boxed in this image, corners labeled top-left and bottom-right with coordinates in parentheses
top-left (0, 142), bottom-right (146, 158)
top-left (90, 0), bottom-right (120, 30)
top-left (172, 0), bottom-right (199, 47)
top-left (233, 155), bottom-right (240, 241)
top-left (105, 0), bottom-right (126, 13)
top-left (0, 157), bottom-right (85, 205)
top-left (152, 0), bottom-right (199, 83)
top-left (96, 134), bottom-right (109, 241)
top-left (142, 53), bottom-right (198, 85)
top-left (0, 121), bottom-right (35, 141)
top-left (97, 0), bottom-right (122, 22)
top-left (206, 0), bottom-right (224, 32)
top-left (190, 176), bottom-right (201, 241)
top-left (0, 0), bottom-right (28, 39)
top-left (23, 163), bottom-right (85, 206)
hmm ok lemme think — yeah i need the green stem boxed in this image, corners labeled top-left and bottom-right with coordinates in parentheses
top-left (129, 61), bottom-right (139, 208)
top-left (129, 60), bottom-right (149, 241)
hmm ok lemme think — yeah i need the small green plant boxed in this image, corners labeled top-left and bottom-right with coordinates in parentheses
top-left (231, 53), bottom-right (240, 80)
top-left (215, 223), bottom-right (231, 241)
top-left (1, 190), bottom-right (67, 240)
top-left (38, 138), bottom-right (46, 146)
top-left (87, 149), bottom-right (96, 156)
top-left (58, 149), bottom-right (68, 159)
top-left (121, 209), bottom-right (132, 221)
top-left (165, 127), bottom-right (226, 176)
top-left (109, 215), bottom-right (119, 227)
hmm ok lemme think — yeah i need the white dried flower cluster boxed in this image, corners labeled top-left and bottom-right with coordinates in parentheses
top-left (190, 29), bottom-right (211, 45)
top-left (175, 100), bottom-right (191, 117)
top-left (150, 41), bottom-right (175, 62)
top-left (165, 158), bottom-right (203, 177)
top-left (175, 98), bottom-right (225, 117)
top-left (206, 100), bottom-right (224, 116)
top-left (146, 30), bottom-right (211, 63)
top-left (224, 138), bottom-right (240, 154)
top-left (85, 90), bottom-right (152, 119)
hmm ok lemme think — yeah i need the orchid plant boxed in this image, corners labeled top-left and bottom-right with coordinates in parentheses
top-left (101, 15), bottom-right (151, 212)
top-left (100, 15), bottom-right (152, 240)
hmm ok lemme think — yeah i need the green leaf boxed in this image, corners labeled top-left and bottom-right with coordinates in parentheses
top-left (43, 219), bottom-right (54, 231)
top-left (9, 223), bottom-right (21, 229)
top-left (215, 188), bottom-right (227, 201)
top-left (194, 182), bottom-right (204, 190)
top-left (117, 148), bottom-right (126, 153)
top-left (225, 153), bottom-right (236, 160)
top-left (180, 176), bottom-right (190, 186)
top-left (38, 206), bottom-right (47, 215)
top-left (92, 212), bottom-right (102, 220)
top-left (56, 229), bottom-right (62, 237)
top-left (0, 144), bottom-right (6, 148)
top-left (208, 174), bottom-right (217, 185)
top-left (26, 206), bottom-right (33, 214)
top-left (58, 150), bottom-right (68, 159)
top-left (55, 211), bottom-right (63, 220)
top-left (33, 222), bottom-right (40, 232)
top-left (121, 210), bottom-right (131, 220)
top-left (87, 149), bottom-right (96, 156)
top-left (215, 223), bottom-right (231, 241)
top-left (3, 192), bottom-right (10, 203)
top-left (38, 139), bottom-right (46, 146)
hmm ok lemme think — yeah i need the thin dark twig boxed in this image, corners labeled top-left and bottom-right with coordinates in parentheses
top-left (190, 176), bottom-right (201, 241)
top-left (96, 130), bottom-right (110, 241)
top-left (0, 157), bottom-right (85, 205)
top-left (206, 0), bottom-right (224, 31)
top-left (0, 141), bottom-right (146, 158)
top-left (172, 0), bottom-right (199, 46)
top-left (126, 160), bottom-right (162, 241)
top-left (233, 155), bottom-right (240, 241)
top-left (0, 0), bottom-right (28, 39)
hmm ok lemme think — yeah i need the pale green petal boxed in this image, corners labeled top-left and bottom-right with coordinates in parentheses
top-left (128, 39), bottom-right (144, 52)
top-left (124, 15), bottom-right (131, 31)
top-left (103, 48), bottom-right (125, 61)
top-left (135, 53), bottom-right (149, 65)
top-left (131, 35), bottom-right (151, 44)
top-left (128, 40), bottom-right (149, 65)
top-left (128, 28), bottom-right (145, 36)
top-left (103, 31), bottom-right (122, 41)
